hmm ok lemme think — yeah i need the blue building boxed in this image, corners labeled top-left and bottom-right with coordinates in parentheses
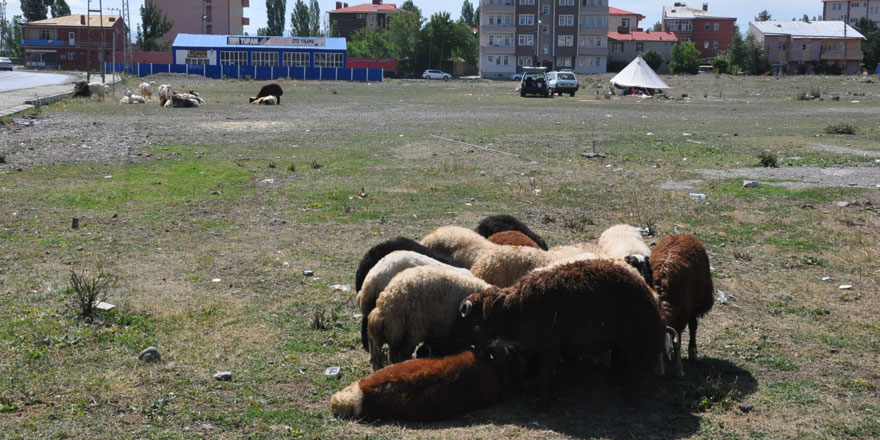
top-left (171, 34), bottom-right (347, 68)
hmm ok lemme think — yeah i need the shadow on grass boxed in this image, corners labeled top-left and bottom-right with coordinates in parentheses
top-left (367, 357), bottom-right (756, 440)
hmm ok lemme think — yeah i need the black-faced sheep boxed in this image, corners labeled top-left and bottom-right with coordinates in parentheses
top-left (598, 224), bottom-right (653, 285)
top-left (357, 250), bottom-right (471, 352)
top-left (650, 234), bottom-right (714, 376)
top-left (419, 225), bottom-right (500, 268)
top-left (367, 265), bottom-right (490, 369)
top-left (165, 92), bottom-right (203, 108)
top-left (139, 81), bottom-right (156, 100)
top-left (457, 259), bottom-right (676, 394)
top-left (487, 230), bottom-right (542, 249)
top-left (475, 214), bottom-right (549, 250)
top-left (72, 80), bottom-right (90, 98)
top-left (250, 83), bottom-right (284, 104)
top-left (331, 340), bottom-right (524, 422)
top-left (354, 236), bottom-right (462, 294)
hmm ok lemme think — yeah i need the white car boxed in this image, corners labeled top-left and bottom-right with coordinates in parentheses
top-left (0, 57), bottom-right (13, 71)
top-left (422, 69), bottom-right (452, 80)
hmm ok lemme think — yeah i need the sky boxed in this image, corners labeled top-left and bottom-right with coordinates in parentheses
top-left (4, 0), bottom-right (827, 38)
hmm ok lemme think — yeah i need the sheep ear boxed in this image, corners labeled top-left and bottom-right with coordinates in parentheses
top-left (459, 300), bottom-right (473, 318)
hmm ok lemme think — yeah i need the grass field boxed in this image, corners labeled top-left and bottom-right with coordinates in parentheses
top-left (1, 73), bottom-right (879, 439)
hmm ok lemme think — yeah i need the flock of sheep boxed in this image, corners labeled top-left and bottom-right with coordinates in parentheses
top-left (330, 215), bottom-right (715, 422)
top-left (72, 80), bottom-right (284, 107)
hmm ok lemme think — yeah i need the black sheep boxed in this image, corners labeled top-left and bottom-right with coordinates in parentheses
top-left (474, 214), bottom-right (549, 250)
top-left (249, 83), bottom-right (284, 104)
top-left (72, 80), bottom-right (90, 98)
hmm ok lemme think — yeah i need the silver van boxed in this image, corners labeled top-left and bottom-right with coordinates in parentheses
top-left (546, 70), bottom-right (579, 97)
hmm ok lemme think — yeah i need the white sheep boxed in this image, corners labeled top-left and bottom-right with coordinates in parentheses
top-left (367, 265), bottom-right (490, 369)
top-left (469, 246), bottom-right (552, 287)
top-left (86, 82), bottom-right (107, 100)
top-left (250, 95), bottom-right (278, 105)
top-left (598, 224), bottom-right (653, 283)
top-left (157, 84), bottom-right (173, 106)
top-left (119, 90), bottom-right (146, 104)
top-left (419, 226), bottom-right (500, 269)
top-left (139, 81), bottom-right (156, 100)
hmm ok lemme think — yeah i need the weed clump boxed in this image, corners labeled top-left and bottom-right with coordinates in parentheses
top-left (757, 151), bottom-right (779, 168)
top-left (287, 163), bottom-right (296, 172)
top-left (65, 268), bottom-right (114, 322)
top-left (824, 123), bottom-right (857, 135)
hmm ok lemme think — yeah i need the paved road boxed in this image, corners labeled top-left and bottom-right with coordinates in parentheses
top-left (0, 70), bottom-right (81, 92)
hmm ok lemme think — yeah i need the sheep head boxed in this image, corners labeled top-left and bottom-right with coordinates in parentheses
top-left (664, 326), bottom-right (680, 361)
top-left (455, 294), bottom-right (489, 346)
top-left (625, 254), bottom-right (653, 286)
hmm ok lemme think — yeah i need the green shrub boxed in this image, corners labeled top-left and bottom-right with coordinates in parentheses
top-left (712, 57), bottom-right (730, 74)
top-left (65, 269), bottom-right (114, 322)
top-left (758, 151), bottom-right (779, 168)
top-left (824, 123), bottom-right (857, 135)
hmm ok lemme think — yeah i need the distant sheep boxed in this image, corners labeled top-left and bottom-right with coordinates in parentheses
top-left (138, 81), bottom-right (156, 100)
top-left (250, 83), bottom-right (283, 104)
top-left (119, 90), bottom-right (146, 104)
top-left (367, 265), bottom-right (490, 369)
top-left (650, 234), bottom-right (714, 376)
top-left (157, 84), bottom-right (173, 106)
top-left (331, 341), bottom-right (524, 422)
top-left (87, 82), bottom-right (107, 100)
top-left (598, 224), bottom-right (653, 284)
top-left (72, 80), bottom-right (90, 98)
top-left (475, 214), bottom-right (549, 250)
top-left (457, 259), bottom-right (676, 394)
top-left (250, 95), bottom-right (277, 105)
top-left (419, 225), bottom-right (499, 268)
top-left (357, 250), bottom-right (472, 352)
top-left (487, 230), bottom-right (542, 249)
top-left (165, 92), bottom-right (203, 108)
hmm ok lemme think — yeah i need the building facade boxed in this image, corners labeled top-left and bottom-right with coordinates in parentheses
top-left (328, 1), bottom-right (407, 39)
top-left (662, 2), bottom-right (735, 60)
top-left (22, 15), bottom-right (127, 70)
top-left (172, 34), bottom-right (346, 69)
top-left (480, 0), bottom-right (609, 78)
top-left (153, 0), bottom-right (249, 45)
top-left (609, 6), bottom-right (644, 33)
top-left (608, 30), bottom-right (678, 73)
top-left (750, 21), bottom-right (865, 74)
top-left (823, 0), bottom-right (880, 26)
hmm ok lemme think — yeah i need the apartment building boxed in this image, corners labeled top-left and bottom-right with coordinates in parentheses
top-left (609, 6), bottom-right (644, 32)
top-left (329, 1), bottom-right (408, 39)
top-left (823, 1), bottom-right (880, 26)
top-left (479, 0), bottom-right (609, 79)
top-left (662, 2), bottom-right (735, 60)
top-left (750, 20), bottom-right (865, 74)
top-left (153, 0), bottom-right (249, 44)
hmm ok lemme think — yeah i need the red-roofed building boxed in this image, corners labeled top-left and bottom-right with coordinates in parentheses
top-left (609, 6), bottom-right (645, 33)
top-left (329, 0), bottom-right (408, 39)
top-left (662, 2), bottom-right (735, 60)
top-left (608, 30), bottom-right (678, 73)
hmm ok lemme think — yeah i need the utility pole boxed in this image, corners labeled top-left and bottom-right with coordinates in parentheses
top-left (844, 5), bottom-right (848, 74)
top-left (121, 0), bottom-right (133, 69)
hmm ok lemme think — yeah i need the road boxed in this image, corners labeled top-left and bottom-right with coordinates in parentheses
top-left (0, 70), bottom-right (80, 92)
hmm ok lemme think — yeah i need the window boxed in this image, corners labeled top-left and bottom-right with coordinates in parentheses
top-left (705, 23), bottom-right (710, 31)
top-left (489, 16), bottom-right (495, 25)
top-left (556, 57), bottom-right (572, 67)
top-left (853, 2), bottom-right (859, 6)
top-left (503, 56), bottom-right (510, 65)
top-left (68, 52), bottom-right (75, 61)
top-left (557, 35), bottom-right (573, 46)
top-left (802, 43), bottom-right (808, 51)
top-left (39, 29), bottom-right (51, 40)
top-left (220, 51), bottom-right (247, 65)
top-left (518, 56), bottom-right (533, 66)
top-left (542, 5), bottom-right (550, 15)
top-left (488, 35), bottom-right (495, 45)
top-left (778, 43), bottom-right (787, 50)
top-left (704, 40), bottom-right (709, 49)
top-left (714, 23), bottom-right (720, 31)
top-left (622, 18), bottom-right (630, 28)
top-left (713, 40), bottom-right (719, 49)
top-left (252, 51), bottom-right (279, 66)
top-left (519, 0), bottom-right (534, 4)
top-left (612, 42), bottom-right (623, 52)
top-left (559, 15), bottom-right (574, 26)
top-left (504, 15), bottom-right (512, 25)
top-left (186, 57), bottom-right (209, 65)
top-left (518, 14), bottom-right (534, 25)
top-left (280, 51), bottom-right (308, 67)
top-left (542, 25), bottom-right (550, 35)
top-left (542, 43), bottom-right (549, 54)
top-left (828, 42), bottom-right (836, 51)
top-left (314, 52), bottom-right (343, 67)
top-left (595, 57), bottom-right (601, 67)
top-left (636, 43), bottom-right (644, 52)
top-left (518, 34), bottom-right (534, 46)
top-left (487, 55), bottom-right (494, 64)
top-left (558, 0), bottom-right (574, 5)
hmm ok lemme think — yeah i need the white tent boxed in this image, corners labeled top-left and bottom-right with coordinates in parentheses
top-left (609, 56), bottom-right (670, 92)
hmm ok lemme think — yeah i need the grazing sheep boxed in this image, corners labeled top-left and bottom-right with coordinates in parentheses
top-left (475, 214), bottom-right (549, 250)
top-left (469, 245), bottom-right (552, 288)
top-left (331, 341), bottom-right (525, 422)
top-left (457, 259), bottom-right (676, 395)
top-left (650, 234), bottom-right (714, 376)
top-left (86, 82), bottom-right (107, 100)
top-left (367, 265), bottom-right (490, 369)
top-left (487, 230), bottom-right (542, 249)
top-left (419, 226), bottom-right (500, 268)
top-left (138, 81), bottom-right (156, 100)
top-left (249, 95), bottom-right (277, 105)
top-left (72, 80), bottom-right (90, 98)
top-left (598, 224), bottom-right (653, 284)
top-left (357, 250), bottom-right (472, 352)
top-left (157, 84), bottom-right (173, 106)
top-left (354, 236), bottom-right (462, 294)
top-left (250, 82), bottom-right (284, 104)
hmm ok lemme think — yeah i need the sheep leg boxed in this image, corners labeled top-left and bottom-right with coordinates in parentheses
top-left (388, 342), bottom-right (417, 364)
top-left (673, 339), bottom-right (684, 377)
top-left (688, 316), bottom-right (698, 361)
top-left (368, 340), bottom-right (385, 371)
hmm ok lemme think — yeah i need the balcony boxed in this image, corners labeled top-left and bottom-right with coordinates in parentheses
top-left (481, 44), bottom-right (516, 54)
top-left (820, 50), bottom-right (863, 60)
top-left (578, 24), bottom-right (607, 33)
top-left (241, 0), bottom-right (249, 6)
top-left (577, 46), bottom-right (606, 56)
top-left (481, 2), bottom-right (514, 13)
top-left (481, 23), bottom-right (515, 32)
top-left (22, 39), bottom-right (62, 47)
top-left (242, 17), bottom-right (250, 25)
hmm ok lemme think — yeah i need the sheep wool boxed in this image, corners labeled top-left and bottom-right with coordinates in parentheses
top-left (419, 225), bottom-right (499, 269)
top-left (487, 230), bottom-right (542, 249)
top-left (475, 214), bottom-right (549, 250)
top-left (469, 245), bottom-right (552, 288)
top-left (598, 224), bottom-right (653, 283)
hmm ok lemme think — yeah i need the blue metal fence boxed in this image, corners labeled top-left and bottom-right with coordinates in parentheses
top-left (105, 62), bottom-right (383, 82)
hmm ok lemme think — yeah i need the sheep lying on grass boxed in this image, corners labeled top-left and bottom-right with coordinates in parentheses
top-left (650, 234), bottom-right (714, 376)
top-left (164, 92), bottom-right (204, 108)
top-left (250, 95), bottom-right (277, 105)
top-left (119, 90), bottom-right (146, 104)
top-left (157, 84), bottom-right (173, 106)
top-left (250, 82), bottom-right (283, 104)
top-left (367, 265), bottom-right (490, 369)
top-left (357, 250), bottom-right (471, 352)
top-left (475, 214), bottom-right (549, 250)
top-left (598, 224), bottom-right (653, 284)
top-left (419, 226), bottom-right (500, 268)
top-left (487, 230), bottom-right (542, 249)
top-left (72, 80), bottom-right (90, 98)
top-left (457, 259), bottom-right (676, 396)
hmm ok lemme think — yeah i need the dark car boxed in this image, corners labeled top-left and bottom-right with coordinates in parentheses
top-left (518, 67), bottom-right (549, 98)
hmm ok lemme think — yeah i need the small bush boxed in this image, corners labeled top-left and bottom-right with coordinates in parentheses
top-left (268, 161), bottom-right (277, 169)
top-left (310, 160), bottom-right (322, 169)
top-left (758, 151), bottom-right (779, 168)
top-left (824, 123), bottom-right (857, 135)
top-left (65, 268), bottom-right (114, 322)
top-left (0, 154), bottom-right (5, 164)
top-left (287, 163), bottom-right (296, 172)
top-left (712, 57), bottom-right (730, 74)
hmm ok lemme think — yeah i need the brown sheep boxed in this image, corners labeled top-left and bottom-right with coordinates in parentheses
top-left (487, 230), bottom-right (542, 249)
top-left (457, 259), bottom-right (676, 395)
top-left (650, 234), bottom-right (715, 376)
top-left (475, 214), bottom-right (549, 250)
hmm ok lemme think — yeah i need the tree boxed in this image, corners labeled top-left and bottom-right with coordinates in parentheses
top-left (801, 14), bottom-right (810, 22)
top-left (727, 25), bottom-right (746, 70)
top-left (1, 16), bottom-right (24, 57)
top-left (711, 57), bottom-right (730, 74)
top-left (641, 48), bottom-right (664, 71)
top-left (20, 0), bottom-right (49, 22)
top-left (423, 12), bottom-right (456, 69)
top-left (388, 8), bottom-right (423, 76)
top-left (265, 0), bottom-right (286, 36)
top-left (755, 10), bottom-right (771, 22)
top-left (460, 0), bottom-right (475, 26)
top-left (308, 0), bottom-right (321, 36)
top-left (854, 17), bottom-right (879, 73)
top-left (652, 21), bottom-right (662, 32)
top-left (291, 0), bottom-right (310, 36)
top-left (400, 0), bottom-right (422, 17)
top-left (347, 27), bottom-right (394, 58)
top-left (51, 0), bottom-right (71, 18)
top-left (669, 42), bottom-right (700, 74)
top-left (136, 0), bottom-right (174, 51)
top-left (741, 33), bottom-right (770, 75)
top-left (474, 6), bottom-right (480, 29)
top-left (256, 27), bottom-right (270, 35)
top-left (328, 20), bottom-right (341, 37)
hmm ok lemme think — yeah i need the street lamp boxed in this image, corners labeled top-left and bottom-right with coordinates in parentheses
top-left (536, 18), bottom-right (542, 67)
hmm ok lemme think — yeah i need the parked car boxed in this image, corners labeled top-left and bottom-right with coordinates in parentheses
top-left (422, 69), bottom-right (452, 80)
top-left (518, 67), bottom-right (549, 98)
top-left (510, 72), bottom-right (524, 81)
top-left (0, 57), bottom-right (13, 71)
top-left (547, 70), bottom-right (579, 97)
